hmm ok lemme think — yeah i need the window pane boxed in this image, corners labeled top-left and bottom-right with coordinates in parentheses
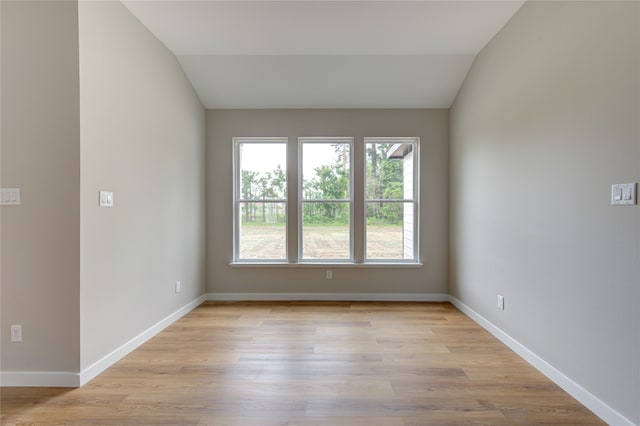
top-left (366, 142), bottom-right (413, 200)
top-left (239, 143), bottom-right (286, 200)
top-left (238, 202), bottom-right (286, 259)
top-left (302, 202), bottom-right (350, 259)
top-left (366, 202), bottom-right (414, 260)
top-left (302, 142), bottom-right (350, 200)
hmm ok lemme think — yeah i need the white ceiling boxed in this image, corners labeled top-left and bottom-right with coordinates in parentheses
top-left (122, 1), bottom-right (525, 109)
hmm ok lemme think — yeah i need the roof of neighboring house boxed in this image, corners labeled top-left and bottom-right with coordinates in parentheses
top-left (387, 143), bottom-right (413, 159)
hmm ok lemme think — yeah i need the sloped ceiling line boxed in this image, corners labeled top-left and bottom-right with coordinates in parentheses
top-left (122, 0), bottom-right (525, 108)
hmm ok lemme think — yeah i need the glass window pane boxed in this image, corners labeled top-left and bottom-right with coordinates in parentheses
top-left (238, 202), bottom-right (286, 259)
top-left (302, 202), bottom-right (350, 259)
top-left (302, 142), bottom-right (350, 200)
top-left (239, 143), bottom-right (287, 200)
top-left (366, 202), bottom-right (414, 260)
top-left (366, 142), bottom-right (413, 200)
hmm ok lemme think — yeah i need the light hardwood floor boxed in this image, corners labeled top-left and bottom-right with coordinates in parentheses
top-left (1, 302), bottom-right (603, 425)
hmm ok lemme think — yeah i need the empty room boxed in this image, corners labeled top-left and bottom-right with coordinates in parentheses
top-left (0, 0), bottom-right (638, 425)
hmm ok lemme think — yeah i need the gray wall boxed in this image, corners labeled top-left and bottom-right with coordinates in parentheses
top-left (207, 109), bottom-right (448, 296)
top-left (1, 1), bottom-right (81, 373)
top-left (78, 1), bottom-right (206, 370)
top-left (450, 1), bottom-right (639, 423)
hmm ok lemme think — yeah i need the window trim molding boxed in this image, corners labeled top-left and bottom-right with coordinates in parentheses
top-left (228, 261), bottom-right (423, 268)
top-left (233, 136), bottom-right (421, 265)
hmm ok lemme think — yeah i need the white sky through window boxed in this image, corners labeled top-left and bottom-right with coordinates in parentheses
top-left (240, 142), bottom-right (341, 178)
top-left (302, 143), bottom-right (348, 182)
top-left (240, 143), bottom-right (286, 174)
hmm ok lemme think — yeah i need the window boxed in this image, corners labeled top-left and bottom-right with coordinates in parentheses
top-left (233, 138), bottom-right (287, 260)
top-left (365, 138), bottom-right (418, 261)
top-left (299, 138), bottom-right (353, 261)
top-left (233, 136), bottom-right (419, 265)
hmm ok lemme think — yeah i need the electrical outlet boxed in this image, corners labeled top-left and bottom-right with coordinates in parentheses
top-left (175, 281), bottom-right (182, 294)
top-left (11, 325), bottom-right (22, 342)
top-left (326, 270), bottom-right (332, 279)
top-left (497, 295), bottom-right (504, 310)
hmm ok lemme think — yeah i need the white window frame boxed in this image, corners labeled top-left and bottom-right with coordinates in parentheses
top-left (231, 136), bottom-right (421, 267)
top-left (233, 137), bottom-right (288, 262)
top-left (364, 137), bottom-right (420, 263)
top-left (298, 137), bottom-right (354, 263)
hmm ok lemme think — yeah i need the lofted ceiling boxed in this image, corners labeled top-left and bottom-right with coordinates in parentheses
top-left (121, 0), bottom-right (525, 109)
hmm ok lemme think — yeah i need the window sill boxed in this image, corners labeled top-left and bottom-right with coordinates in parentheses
top-left (229, 262), bottom-right (423, 269)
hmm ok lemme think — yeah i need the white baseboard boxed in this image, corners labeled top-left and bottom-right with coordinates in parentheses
top-left (0, 371), bottom-right (80, 387)
top-left (0, 295), bottom-right (206, 388)
top-left (206, 292), bottom-right (450, 302)
top-left (78, 294), bottom-right (206, 386)
top-left (448, 296), bottom-right (635, 426)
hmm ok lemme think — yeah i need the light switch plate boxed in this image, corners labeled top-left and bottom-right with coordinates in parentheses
top-left (10, 325), bottom-right (22, 342)
top-left (0, 188), bottom-right (21, 206)
top-left (611, 183), bottom-right (636, 206)
top-left (99, 191), bottom-right (114, 207)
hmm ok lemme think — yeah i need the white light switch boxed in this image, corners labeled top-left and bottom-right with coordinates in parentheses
top-left (613, 188), bottom-right (622, 201)
top-left (0, 188), bottom-right (21, 206)
top-left (99, 191), bottom-right (114, 207)
top-left (611, 183), bottom-right (637, 206)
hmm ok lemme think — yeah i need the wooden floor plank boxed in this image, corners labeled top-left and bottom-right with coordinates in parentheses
top-left (0, 302), bottom-right (603, 425)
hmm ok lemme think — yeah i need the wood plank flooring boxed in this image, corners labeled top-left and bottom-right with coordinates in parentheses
top-left (1, 302), bottom-right (603, 425)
